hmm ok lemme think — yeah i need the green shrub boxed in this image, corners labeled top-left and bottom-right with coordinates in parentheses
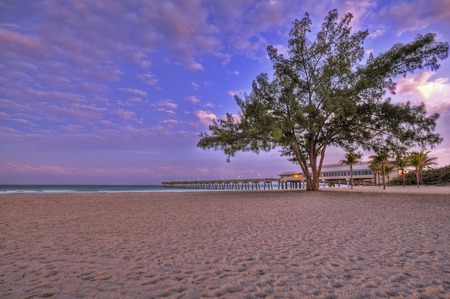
top-left (387, 165), bottom-right (450, 186)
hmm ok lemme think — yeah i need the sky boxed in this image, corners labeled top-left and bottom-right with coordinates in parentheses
top-left (1, 0), bottom-right (449, 185)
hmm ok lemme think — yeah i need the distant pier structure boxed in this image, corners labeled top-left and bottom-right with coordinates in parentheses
top-left (163, 160), bottom-right (384, 190)
top-left (162, 177), bottom-right (305, 190)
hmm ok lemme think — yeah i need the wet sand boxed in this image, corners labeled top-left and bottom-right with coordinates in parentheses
top-left (1, 189), bottom-right (449, 298)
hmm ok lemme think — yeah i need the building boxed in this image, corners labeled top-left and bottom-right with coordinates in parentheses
top-left (278, 171), bottom-right (304, 189)
top-left (279, 161), bottom-right (398, 186)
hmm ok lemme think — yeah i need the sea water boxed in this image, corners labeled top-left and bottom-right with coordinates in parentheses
top-left (0, 182), bottom-right (347, 194)
top-left (0, 185), bottom-right (188, 194)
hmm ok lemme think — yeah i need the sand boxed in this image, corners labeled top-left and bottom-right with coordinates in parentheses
top-left (1, 188), bottom-right (449, 298)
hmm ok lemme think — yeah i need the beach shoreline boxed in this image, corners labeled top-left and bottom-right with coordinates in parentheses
top-left (1, 190), bottom-right (449, 298)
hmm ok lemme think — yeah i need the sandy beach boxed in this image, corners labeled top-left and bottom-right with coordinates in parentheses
top-left (1, 188), bottom-right (449, 298)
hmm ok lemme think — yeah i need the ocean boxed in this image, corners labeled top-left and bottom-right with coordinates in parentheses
top-left (0, 185), bottom-right (191, 194)
top-left (0, 183), bottom-right (342, 194)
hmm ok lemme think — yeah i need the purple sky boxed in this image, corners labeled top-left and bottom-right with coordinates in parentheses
top-left (1, 0), bottom-right (449, 185)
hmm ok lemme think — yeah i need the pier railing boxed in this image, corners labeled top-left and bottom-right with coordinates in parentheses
top-left (162, 178), bottom-right (305, 190)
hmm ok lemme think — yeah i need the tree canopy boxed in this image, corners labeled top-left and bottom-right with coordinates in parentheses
top-left (198, 9), bottom-right (448, 191)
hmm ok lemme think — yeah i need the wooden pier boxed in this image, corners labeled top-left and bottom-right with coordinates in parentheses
top-left (162, 178), bottom-right (305, 190)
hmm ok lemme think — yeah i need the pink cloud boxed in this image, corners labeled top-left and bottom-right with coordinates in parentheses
top-left (100, 120), bottom-right (113, 126)
top-left (186, 96), bottom-right (201, 104)
top-left (0, 126), bottom-right (18, 133)
top-left (0, 28), bottom-right (46, 59)
top-left (370, 0), bottom-right (450, 36)
top-left (153, 100), bottom-right (178, 114)
top-left (11, 118), bottom-right (35, 126)
top-left (62, 125), bottom-right (83, 132)
top-left (111, 109), bottom-right (139, 121)
top-left (137, 73), bottom-right (159, 87)
top-left (395, 71), bottom-right (450, 112)
top-left (160, 119), bottom-right (181, 126)
top-left (81, 65), bottom-right (123, 82)
top-left (131, 51), bottom-right (152, 69)
top-left (5, 163), bottom-right (78, 175)
top-left (227, 90), bottom-right (244, 97)
top-left (195, 110), bottom-right (217, 127)
top-left (191, 82), bottom-right (201, 90)
top-left (118, 88), bottom-right (148, 97)
top-left (188, 60), bottom-right (204, 71)
top-left (1, 162), bottom-right (162, 180)
top-left (190, 81), bottom-right (212, 91)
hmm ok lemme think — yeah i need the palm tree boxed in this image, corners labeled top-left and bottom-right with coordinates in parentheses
top-left (408, 150), bottom-right (437, 188)
top-left (369, 151), bottom-right (390, 190)
top-left (368, 162), bottom-right (380, 187)
top-left (384, 164), bottom-right (394, 183)
top-left (394, 154), bottom-right (408, 187)
top-left (340, 152), bottom-right (362, 189)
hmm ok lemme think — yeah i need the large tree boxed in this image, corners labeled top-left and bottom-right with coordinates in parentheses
top-left (198, 10), bottom-right (448, 191)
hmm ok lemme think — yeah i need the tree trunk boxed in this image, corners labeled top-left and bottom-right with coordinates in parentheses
top-left (304, 167), bottom-right (320, 191)
top-left (312, 170), bottom-right (320, 191)
top-left (416, 171), bottom-right (420, 188)
top-left (309, 151), bottom-right (319, 191)
top-left (382, 165), bottom-right (386, 190)
top-left (350, 164), bottom-right (353, 190)
top-left (303, 174), bottom-right (318, 191)
top-left (292, 145), bottom-right (321, 191)
top-left (293, 147), bottom-right (323, 191)
top-left (377, 171), bottom-right (381, 187)
top-left (403, 171), bottom-right (406, 187)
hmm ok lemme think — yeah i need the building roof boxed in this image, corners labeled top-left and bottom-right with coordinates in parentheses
top-left (279, 161), bottom-right (372, 176)
top-left (278, 171), bottom-right (302, 176)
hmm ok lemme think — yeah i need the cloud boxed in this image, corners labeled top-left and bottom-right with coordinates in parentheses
top-left (11, 118), bottom-right (35, 126)
top-left (131, 51), bottom-right (152, 69)
top-left (395, 71), bottom-right (450, 112)
top-left (62, 125), bottom-right (84, 132)
top-left (81, 65), bottom-right (123, 82)
top-left (5, 163), bottom-right (78, 175)
top-left (137, 73), bottom-right (159, 87)
top-left (195, 110), bottom-right (217, 127)
top-left (0, 28), bottom-right (46, 59)
top-left (191, 82), bottom-right (201, 91)
top-left (270, 44), bottom-right (289, 56)
top-left (118, 88), bottom-right (148, 97)
top-left (160, 119), bottom-right (181, 126)
top-left (368, 27), bottom-right (385, 39)
top-left (227, 90), bottom-right (244, 97)
top-left (191, 81), bottom-right (212, 91)
top-left (2, 162), bottom-right (162, 179)
top-left (111, 109), bottom-right (141, 122)
top-left (153, 100), bottom-right (178, 114)
top-left (188, 60), bottom-right (204, 71)
top-left (186, 96), bottom-right (200, 104)
top-left (369, 0), bottom-right (450, 36)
